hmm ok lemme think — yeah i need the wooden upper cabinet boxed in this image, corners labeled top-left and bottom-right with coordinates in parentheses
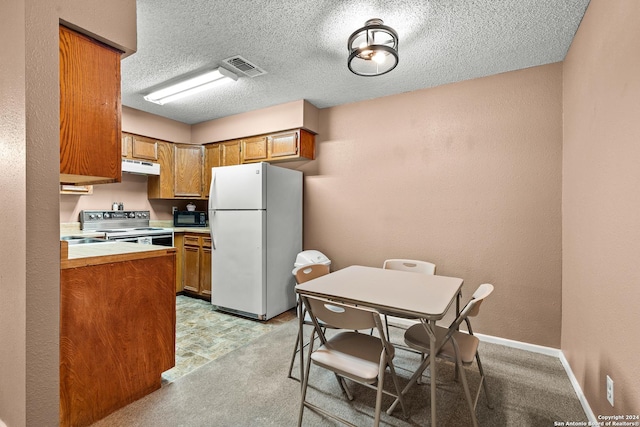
top-left (59, 25), bottom-right (122, 185)
top-left (268, 129), bottom-right (315, 161)
top-left (204, 144), bottom-right (221, 198)
top-left (122, 134), bottom-right (132, 157)
top-left (122, 133), bottom-right (158, 161)
top-left (132, 135), bottom-right (158, 161)
top-left (241, 136), bottom-right (268, 162)
top-left (147, 141), bottom-right (174, 199)
top-left (220, 141), bottom-right (241, 166)
top-left (174, 144), bottom-right (204, 197)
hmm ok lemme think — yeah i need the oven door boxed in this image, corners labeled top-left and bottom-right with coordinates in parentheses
top-left (108, 233), bottom-right (174, 247)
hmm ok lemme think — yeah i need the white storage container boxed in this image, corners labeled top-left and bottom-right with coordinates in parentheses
top-left (292, 250), bottom-right (331, 275)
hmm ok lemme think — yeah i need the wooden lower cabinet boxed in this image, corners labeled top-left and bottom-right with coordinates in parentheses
top-left (60, 251), bottom-right (176, 427)
top-left (180, 233), bottom-right (212, 300)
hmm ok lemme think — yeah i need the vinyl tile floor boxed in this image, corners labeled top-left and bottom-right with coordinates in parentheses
top-left (161, 295), bottom-right (296, 384)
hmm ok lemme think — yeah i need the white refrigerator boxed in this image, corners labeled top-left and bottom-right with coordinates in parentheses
top-left (208, 162), bottom-right (302, 320)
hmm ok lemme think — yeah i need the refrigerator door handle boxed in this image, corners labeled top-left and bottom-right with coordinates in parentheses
top-left (209, 170), bottom-right (216, 204)
top-left (210, 210), bottom-right (217, 250)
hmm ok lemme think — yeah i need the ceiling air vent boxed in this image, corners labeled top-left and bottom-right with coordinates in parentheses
top-left (223, 55), bottom-right (267, 78)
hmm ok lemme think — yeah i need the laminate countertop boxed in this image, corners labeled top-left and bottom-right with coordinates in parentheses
top-left (61, 241), bottom-right (176, 270)
top-left (172, 227), bottom-right (210, 234)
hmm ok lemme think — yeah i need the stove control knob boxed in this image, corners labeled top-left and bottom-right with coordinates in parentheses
top-left (136, 213), bottom-right (142, 218)
top-left (129, 212), bottom-right (135, 218)
top-left (103, 213), bottom-right (110, 219)
top-left (89, 214), bottom-right (95, 219)
top-left (142, 212), bottom-right (148, 218)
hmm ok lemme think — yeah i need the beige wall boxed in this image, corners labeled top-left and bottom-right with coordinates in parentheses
top-left (0, 1), bottom-right (136, 426)
top-left (59, 174), bottom-right (206, 223)
top-left (562, 0), bottom-right (640, 417)
top-left (1, 1), bottom-right (27, 426)
top-left (299, 63), bottom-right (564, 346)
top-left (191, 99), bottom-right (319, 143)
top-left (123, 106), bottom-right (191, 143)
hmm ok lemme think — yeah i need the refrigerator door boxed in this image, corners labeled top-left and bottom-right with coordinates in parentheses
top-left (210, 210), bottom-right (266, 317)
top-left (209, 163), bottom-right (266, 210)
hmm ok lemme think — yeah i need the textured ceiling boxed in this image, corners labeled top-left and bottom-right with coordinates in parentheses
top-left (121, 0), bottom-right (590, 125)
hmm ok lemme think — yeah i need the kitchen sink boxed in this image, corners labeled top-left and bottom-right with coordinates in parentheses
top-left (61, 236), bottom-right (110, 245)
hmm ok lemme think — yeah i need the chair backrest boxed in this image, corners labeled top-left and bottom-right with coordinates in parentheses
top-left (302, 295), bottom-right (380, 332)
top-left (466, 283), bottom-right (493, 318)
top-left (449, 283), bottom-right (494, 331)
top-left (383, 259), bottom-right (436, 275)
top-left (295, 263), bottom-right (330, 284)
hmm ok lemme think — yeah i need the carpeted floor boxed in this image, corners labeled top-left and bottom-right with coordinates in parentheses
top-left (92, 319), bottom-right (588, 426)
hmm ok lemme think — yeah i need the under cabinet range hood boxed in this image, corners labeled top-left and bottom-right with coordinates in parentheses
top-left (121, 159), bottom-right (160, 175)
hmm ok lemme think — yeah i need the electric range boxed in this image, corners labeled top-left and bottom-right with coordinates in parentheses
top-left (80, 210), bottom-right (174, 246)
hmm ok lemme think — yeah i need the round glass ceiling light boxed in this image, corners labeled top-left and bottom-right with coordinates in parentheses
top-left (347, 18), bottom-right (399, 77)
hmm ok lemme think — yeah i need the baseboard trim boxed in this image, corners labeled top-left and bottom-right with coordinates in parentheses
top-left (386, 318), bottom-right (596, 424)
top-left (474, 333), bottom-right (597, 425)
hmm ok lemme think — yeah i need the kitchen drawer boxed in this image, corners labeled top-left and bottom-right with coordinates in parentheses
top-left (202, 237), bottom-right (212, 249)
top-left (184, 235), bottom-right (200, 247)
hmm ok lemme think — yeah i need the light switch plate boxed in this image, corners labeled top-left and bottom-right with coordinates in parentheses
top-left (606, 375), bottom-right (614, 406)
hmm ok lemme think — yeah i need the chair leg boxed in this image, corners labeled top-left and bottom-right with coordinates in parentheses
top-left (475, 352), bottom-right (493, 409)
top-left (298, 330), bottom-right (316, 427)
top-left (386, 358), bottom-right (408, 418)
top-left (384, 314), bottom-right (390, 341)
top-left (452, 340), bottom-right (479, 427)
top-left (287, 331), bottom-right (301, 379)
top-left (373, 360), bottom-right (386, 427)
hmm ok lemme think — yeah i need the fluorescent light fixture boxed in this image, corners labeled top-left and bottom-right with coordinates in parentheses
top-left (144, 67), bottom-right (238, 105)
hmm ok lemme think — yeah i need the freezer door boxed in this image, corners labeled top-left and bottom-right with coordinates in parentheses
top-left (210, 210), bottom-right (266, 317)
top-left (209, 163), bottom-right (266, 210)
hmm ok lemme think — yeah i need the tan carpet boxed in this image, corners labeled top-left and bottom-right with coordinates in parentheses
top-left (92, 319), bottom-right (587, 426)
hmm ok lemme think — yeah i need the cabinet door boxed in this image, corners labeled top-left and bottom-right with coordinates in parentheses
top-left (122, 133), bottom-right (132, 158)
top-left (200, 240), bottom-right (212, 299)
top-left (59, 25), bottom-right (122, 185)
top-left (183, 244), bottom-right (200, 293)
top-left (204, 144), bottom-right (220, 199)
top-left (132, 135), bottom-right (158, 161)
top-left (174, 145), bottom-right (203, 197)
top-left (174, 233), bottom-right (184, 293)
top-left (268, 131), bottom-right (299, 158)
top-left (147, 141), bottom-right (174, 199)
top-left (241, 136), bottom-right (268, 162)
top-left (220, 141), bottom-right (241, 166)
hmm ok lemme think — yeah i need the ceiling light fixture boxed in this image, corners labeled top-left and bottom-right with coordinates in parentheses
top-left (144, 67), bottom-right (239, 105)
top-left (347, 18), bottom-right (399, 77)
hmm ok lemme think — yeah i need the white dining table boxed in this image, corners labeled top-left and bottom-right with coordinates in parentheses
top-left (295, 264), bottom-right (464, 426)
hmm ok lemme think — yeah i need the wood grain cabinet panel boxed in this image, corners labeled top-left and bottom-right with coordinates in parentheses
top-left (147, 141), bottom-right (174, 199)
top-left (267, 129), bottom-right (315, 161)
top-left (204, 144), bottom-right (221, 199)
top-left (132, 135), bottom-right (158, 160)
top-left (60, 253), bottom-right (176, 427)
top-left (181, 234), bottom-right (212, 300)
top-left (182, 245), bottom-right (200, 293)
top-left (174, 145), bottom-right (204, 197)
top-left (220, 140), bottom-right (241, 166)
top-left (59, 25), bottom-right (122, 185)
top-left (241, 136), bottom-right (268, 162)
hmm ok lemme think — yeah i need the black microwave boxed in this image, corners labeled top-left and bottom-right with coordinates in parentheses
top-left (173, 211), bottom-right (207, 227)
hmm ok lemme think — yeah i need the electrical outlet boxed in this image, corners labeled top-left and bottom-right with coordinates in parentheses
top-left (172, 206), bottom-right (178, 214)
top-left (606, 375), bottom-right (614, 406)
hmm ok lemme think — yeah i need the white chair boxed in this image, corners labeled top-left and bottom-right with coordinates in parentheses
top-left (402, 283), bottom-right (494, 427)
top-left (298, 295), bottom-right (408, 427)
top-left (287, 263), bottom-right (331, 380)
top-left (380, 259), bottom-right (436, 340)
